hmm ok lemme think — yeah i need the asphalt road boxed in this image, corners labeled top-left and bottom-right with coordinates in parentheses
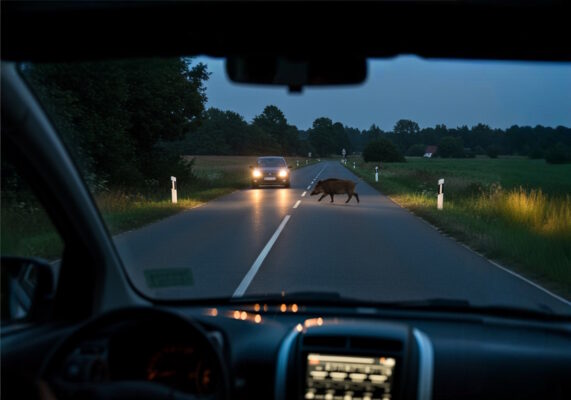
top-left (115, 161), bottom-right (570, 313)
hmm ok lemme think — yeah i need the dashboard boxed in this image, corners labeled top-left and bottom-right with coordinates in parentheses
top-left (108, 325), bottom-right (218, 394)
top-left (41, 304), bottom-right (571, 400)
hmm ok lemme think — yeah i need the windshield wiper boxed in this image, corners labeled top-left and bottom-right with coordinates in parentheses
top-left (233, 291), bottom-right (470, 308)
top-left (231, 291), bottom-right (569, 320)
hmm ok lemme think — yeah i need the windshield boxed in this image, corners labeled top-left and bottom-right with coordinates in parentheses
top-left (15, 56), bottom-right (571, 315)
top-left (258, 158), bottom-right (286, 168)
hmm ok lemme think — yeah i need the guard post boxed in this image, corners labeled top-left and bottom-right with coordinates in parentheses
top-left (437, 178), bottom-right (444, 210)
top-left (171, 176), bottom-right (177, 204)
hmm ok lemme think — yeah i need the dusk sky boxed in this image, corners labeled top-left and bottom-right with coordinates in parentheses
top-left (194, 56), bottom-right (571, 131)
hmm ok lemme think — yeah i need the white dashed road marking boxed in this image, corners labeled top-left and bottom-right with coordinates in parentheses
top-left (293, 200), bottom-right (301, 209)
top-left (233, 215), bottom-right (291, 297)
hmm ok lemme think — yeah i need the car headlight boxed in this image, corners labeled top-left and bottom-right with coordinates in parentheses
top-left (252, 169), bottom-right (262, 178)
top-left (278, 168), bottom-right (288, 178)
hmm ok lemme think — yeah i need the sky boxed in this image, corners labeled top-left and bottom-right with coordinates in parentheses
top-left (194, 56), bottom-right (571, 131)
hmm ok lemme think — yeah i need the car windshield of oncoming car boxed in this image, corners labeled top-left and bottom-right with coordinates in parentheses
top-left (16, 56), bottom-right (571, 315)
top-left (258, 158), bottom-right (286, 168)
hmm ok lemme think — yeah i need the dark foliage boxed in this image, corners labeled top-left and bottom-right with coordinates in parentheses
top-left (23, 58), bottom-right (209, 189)
top-left (362, 139), bottom-right (405, 162)
top-left (438, 136), bottom-right (465, 158)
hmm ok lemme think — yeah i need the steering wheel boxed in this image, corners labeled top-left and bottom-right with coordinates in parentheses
top-left (38, 307), bottom-right (230, 400)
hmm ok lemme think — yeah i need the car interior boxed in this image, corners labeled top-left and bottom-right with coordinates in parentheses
top-left (2, 1), bottom-right (570, 400)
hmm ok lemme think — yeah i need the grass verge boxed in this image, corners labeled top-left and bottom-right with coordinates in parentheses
top-left (344, 156), bottom-right (571, 299)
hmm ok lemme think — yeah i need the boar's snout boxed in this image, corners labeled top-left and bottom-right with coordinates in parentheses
top-left (310, 185), bottom-right (323, 196)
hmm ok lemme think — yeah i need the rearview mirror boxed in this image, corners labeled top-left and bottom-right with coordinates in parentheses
top-left (1, 257), bottom-right (55, 322)
top-left (226, 56), bottom-right (367, 92)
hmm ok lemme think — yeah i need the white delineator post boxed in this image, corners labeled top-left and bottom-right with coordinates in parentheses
top-left (353, 161), bottom-right (356, 169)
top-left (375, 166), bottom-right (379, 182)
top-left (296, 160), bottom-right (299, 167)
top-left (437, 178), bottom-right (444, 210)
top-left (171, 176), bottom-right (177, 204)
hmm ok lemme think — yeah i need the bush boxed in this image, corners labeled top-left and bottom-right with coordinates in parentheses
top-left (406, 143), bottom-right (426, 157)
top-left (486, 145), bottom-right (500, 159)
top-left (473, 145), bottom-right (485, 155)
top-left (545, 143), bottom-right (571, 164)
top-left (464, 149), bottom-right (476, 158)
top-left (529, 148), bottom-right (544, 159)
top-left (438, 136), bottom-right (464, 158)
top-left (362, 138), bottom-right (405, 162)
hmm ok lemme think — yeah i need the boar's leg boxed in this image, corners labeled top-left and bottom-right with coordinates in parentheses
top-left (318, 194), bottom-right (327, 202)
top-left (345, 193), bottom-right (352, 203)
top-left (330, 193), bottom-right (334, 202)
top-left (354, 193), bottom-right (360, 203)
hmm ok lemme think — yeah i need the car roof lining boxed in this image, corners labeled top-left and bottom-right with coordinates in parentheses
top-left (2, 1), bottom-right (570, 63)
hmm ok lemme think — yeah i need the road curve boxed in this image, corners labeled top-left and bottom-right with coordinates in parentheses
top-left (114, 161), bottom-right (570, 314)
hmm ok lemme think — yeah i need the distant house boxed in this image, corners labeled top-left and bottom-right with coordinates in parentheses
top-left (424, 145), bottom-right (438, 158)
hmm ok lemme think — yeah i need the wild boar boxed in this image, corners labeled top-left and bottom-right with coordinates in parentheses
top-left (310, 178), bottom-right (360, 203)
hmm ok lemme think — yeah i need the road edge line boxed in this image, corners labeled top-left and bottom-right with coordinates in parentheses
top-left (232, 215), bottom-right (291, 297)
top-left (394, 199), bottom-right (571, 308)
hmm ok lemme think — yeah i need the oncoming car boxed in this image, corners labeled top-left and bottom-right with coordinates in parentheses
top-left (250, 156), bottom-right (291, 188)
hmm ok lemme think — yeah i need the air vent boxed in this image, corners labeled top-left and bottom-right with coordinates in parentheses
top-left (303, 335), bottom-right (347, 348)
top-left (303, 335), bottom-right (403, 353)
top-left (350, 337), bottom-right (402, 352)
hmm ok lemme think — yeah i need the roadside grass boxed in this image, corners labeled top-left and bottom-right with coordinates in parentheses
top-left (344, 156), bottom-right (571, 299)
top-left (1, 155), bottom-right (319, 260)
top-left (1, 202), bottom-right (64, 260)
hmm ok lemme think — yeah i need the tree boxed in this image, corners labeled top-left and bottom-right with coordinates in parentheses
top-left (308, 117), bottom-right (338, 156)
top-left (393, 119), bottom-right (420, 135)
top-left (406, 144), bottom-right (426, 156)
top-left (253, 105), bottom-right (300, 155)
top-left (545, 143), bottom-right (571, 164)
top-left (362, 138), bottom-right (405, 162)
top-left (438, 136), bottom-right (464, 158)
top-left (346, 126), bottom-right (364, 152)
top-left (486, 145), bottom-right (500, 159)
top-left (473, 145), bottom-right (485, 155)
top-left (333, 122), bottom-right (351, 155)
top-left (25, 58), bottom-right (210, 188)
top-left (184, 108), bottom-right (250, 155)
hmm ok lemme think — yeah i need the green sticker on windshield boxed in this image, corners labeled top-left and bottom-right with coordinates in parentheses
top-left (144, 268), bottom-right (194, 289)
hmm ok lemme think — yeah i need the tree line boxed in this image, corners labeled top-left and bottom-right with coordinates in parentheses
top-left (182, 110), bottom-right (571, 164)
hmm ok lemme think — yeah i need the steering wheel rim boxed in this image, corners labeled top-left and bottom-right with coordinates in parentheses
top-left (39, 307), bottom-right (231, 400)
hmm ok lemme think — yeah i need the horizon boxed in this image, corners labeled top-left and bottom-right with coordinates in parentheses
top-left (194, 56), bottom-right (571, 131)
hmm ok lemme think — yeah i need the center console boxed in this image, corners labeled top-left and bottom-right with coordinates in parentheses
top-left (275, 319), bottom-right (433, 400)
top-left (305, 353), bottom-right (397, 400)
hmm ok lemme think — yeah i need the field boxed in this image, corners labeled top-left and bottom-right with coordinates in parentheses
top-left (1, 155), bottom-right (318, 260)
top-left (346, 156), bottom-right (571, 298)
